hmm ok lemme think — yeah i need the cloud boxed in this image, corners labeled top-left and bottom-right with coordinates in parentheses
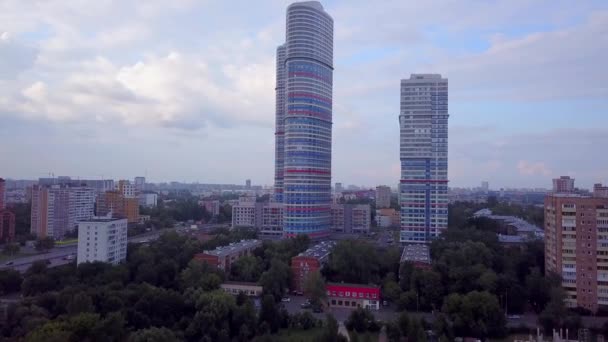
top-left (0, 32), bottom-right (38, 79)
top-left (517, 160), bottom-right (552, 177)
top-left (2, 52), bottom-right (274, 129)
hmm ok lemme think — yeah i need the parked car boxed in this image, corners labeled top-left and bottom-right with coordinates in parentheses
top-left (312, 306), bottom-right (323, 313)
top-left (300, 302), bottom-right (312, 309)
top-left (281, 297), bottom-right (291, 302)
top-left (5, 261), bottom-right (14, 266)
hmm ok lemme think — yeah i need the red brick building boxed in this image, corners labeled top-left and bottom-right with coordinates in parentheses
top-left (326, 283), bottom-right (381, 310)
top-left (545, 190), bottom-right (608, 312)
top-left (291, 241), bottom-right (335, 294)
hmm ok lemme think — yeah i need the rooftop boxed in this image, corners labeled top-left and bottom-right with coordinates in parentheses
top-left (473, 208), bottom-right (543, 235)
top-left (203, 239), bottom-right (262, 257)
top-left (296, 240), bottom-right (336, 261)
top-left (400, 244), bottom-right (431, 264)
top-left (80, 217), bottom-right (126, 223)
top-left (327, 282), bottom-right (380, 290)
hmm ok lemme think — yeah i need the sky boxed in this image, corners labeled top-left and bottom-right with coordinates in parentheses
top-left (1, 0), bottom-right (607, 189)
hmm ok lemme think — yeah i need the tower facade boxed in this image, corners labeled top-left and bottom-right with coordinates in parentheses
top-left (399, 74), bottom-right (449, 243)
top-left (276, 1), bottom-right (334, 238)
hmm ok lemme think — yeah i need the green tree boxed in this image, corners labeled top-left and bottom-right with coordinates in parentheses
top-left (259, 294), bottom-right (281, 333)
top-left (538, 287), bottom-right (567, 332)
top-left (319, 314), bottom-right (345, 342)
top-left (259, 259), bottom-right (290, 300)
top-left (324, 240), bottom-right (380, 284)
top-left (66, 292), bottom-right (94, 315)
top-left (382, 279), bottom-right (401, 303)
top-left (345, 307), bottom-right (378, 333)
top-left (3, 243), bottom-right (20, 256)
top-left (442, 291), bottom-right (506, 338)
top-left (230, 255), bottom-right (262, 282)
top-left (129, 327), bottom-right (180, 342)
top-left (35, 237), bottom-right (55, 251)
top-left (304, 270), bottom-right (327, 308)
top-left (0, 269), bottom-right (22, 294)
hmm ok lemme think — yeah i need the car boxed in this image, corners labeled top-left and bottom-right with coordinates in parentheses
top-left (507, 315), bottom-right (521, 319)
top-left (63, 255), bottom-right (75, 261)
top-left (281, 297), bottom-right (291, 302)
top-left (312, 307), bottom-right (323, 313)
top-left (5, 261), bottom-right (14, 266)
top-left (300, 303), bottom-right (311, 309)
top-left (382, 300), bottom-right (389, 306)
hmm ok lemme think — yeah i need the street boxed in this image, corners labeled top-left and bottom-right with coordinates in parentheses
top-left (0, 231), bottom-right (163, 273)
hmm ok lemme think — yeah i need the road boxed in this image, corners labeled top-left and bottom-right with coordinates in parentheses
top-left (0, 231), bottom-right (163, 273)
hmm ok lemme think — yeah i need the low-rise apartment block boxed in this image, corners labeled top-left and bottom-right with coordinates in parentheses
top-left (96, 191), bottom-right (139, 224)
top-left (194, 239), bottom-right (262, 272)
top-left (375, 186), bottom-right (391, 209)
top-left (291, 241), bottom-right (336, 294)
top-left (77, 217), bottom-right (128, 265)
top-left (376, 208), bottom-right (399, 228)
top-left (221, 282), bottom-right (263, 297)
top-left (330, 204), bottom-right (371, 234)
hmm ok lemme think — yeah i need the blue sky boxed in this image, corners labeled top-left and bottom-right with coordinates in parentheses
top-left (0, 0), bottom-right (607, 189)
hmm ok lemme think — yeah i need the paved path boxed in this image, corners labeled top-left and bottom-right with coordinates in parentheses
top-left (337, 322), bottom-right (350, 342)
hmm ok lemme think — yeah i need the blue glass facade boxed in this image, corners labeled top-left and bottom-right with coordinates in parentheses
top-left (276, 2), bottom-right (333, 238)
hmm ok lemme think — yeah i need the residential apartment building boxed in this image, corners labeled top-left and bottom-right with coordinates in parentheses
top-left (139, 193), bottom-right (158, 208)
top-left (221, 282), bottom-right (263, 297)
top-left (134, 177), bottom-right (146, 193)
top-left (399, 74), bottom-right (449, 243)
top-left (330, 204), bottom-right (371, 234)
top-left (291, 241), bottom-right (335, 293)
top-left (118, 180), bottom-right (136, 198)
top-left (96, 191), bottom-right (139, 224)
top-left (545, 190), bottom-right (608, 312)
top-left (375, 186), bottom-right (391, 209)
top-left (232, 200), bottom-right (284, 237)
top-left (553, 176), bottom-right (575, 194)
top-left (595, 183), bottom-right (608, 198)
top-left (194, 239), bottom-right (262, 272)
top-left (0, 178), bottom-right (15, 242)
top-left (276, 1), bottom-right (334, 239)
top-left (30, 185), bottom-right (95, 239)
top-left (77, 217), bottom-right (128, 265)
top-left (200, 200), bottom-right (221, 216)
top-left (376, 208), bottom-right (399, 228)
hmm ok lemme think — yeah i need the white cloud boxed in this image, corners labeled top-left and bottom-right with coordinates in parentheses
top-left (517, 160), bottom-right (553, 177)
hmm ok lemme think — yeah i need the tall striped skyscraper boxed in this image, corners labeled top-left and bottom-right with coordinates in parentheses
top-left (399, 74), bottom-right (449, 243)
top-left (274, 1), bottom-right (334, 238)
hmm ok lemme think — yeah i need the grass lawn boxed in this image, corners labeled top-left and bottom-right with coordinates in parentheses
top-left (349, 331), bottom-right (380, 341)
top-left (0, 251), bottom-right (40, 263)
top-left (56, 239), bottom-right (78, 246)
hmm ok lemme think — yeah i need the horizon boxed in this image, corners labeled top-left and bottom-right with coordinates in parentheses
top-left (1, 0), bottom-right (607, 189)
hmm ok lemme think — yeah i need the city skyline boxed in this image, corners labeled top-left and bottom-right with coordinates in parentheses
top-left (1, 1), bottom-right (607, 189)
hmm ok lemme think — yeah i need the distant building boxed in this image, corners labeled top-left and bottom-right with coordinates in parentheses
top-left (291, 241), bottom-right (335, 294)
top-left (30, 185), bottom-right (95, 239)
top-left (0, 178), bottom-right (5, 210)
top-left (194, 239), bottom-right (262, 272)
top-left (96, 191), bottom-right (139, 224)
top-left (326, 283), bottom-right (381, 311)
top-left (399, 74), bottom-right (449, 243)
top-left (330, 204), bottom-right (371, 234)
top-left (545, 187), bottom-right (608, 312)
top-left (0, 178), bottom-right (15, 242)
top-left (375, 185), bottom-right (391, 209)
top-left (400, 244), bottom-right (431, 269)
top-left (118, 180), bottom-right (136, 198)
top-left (375, 208), bottom-right (399, 228)
top-left (246, 179), bottom-right (251, 189)
top-left (594, 183), bottom-right (608, 198)
top-left (77, 217), bottom-right (128, 265)
top-left (138, 193), bottom-right (158, 208)
top-left (481, 181), bottom-right (489, 192)
top-left (221, 282), bottom-right (263, 297)
top-left (134, 177), bottom-right (146, 193)
top-left (231, 200), bottom-right (283, 237)
top-left (201, 200), bottom-right (221, 216)
top-left (553, 176), bottom-right (575, 194)
top-left (335, 183), bottom-right (343, 194)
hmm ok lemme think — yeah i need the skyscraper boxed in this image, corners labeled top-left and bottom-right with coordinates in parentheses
top-left (276, 1), bottom-right (334, 238)
top-left (399, 74), bottom-right (449, 243)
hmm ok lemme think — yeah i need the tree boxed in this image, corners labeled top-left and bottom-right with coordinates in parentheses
top-left (304, 270), bottom-right (327, 307)
top-left (0, 269), bottom-right (22, 294)
top-left (442, 291), bottom-right (506, 338)
top-left (259, 259), bottom-right (290, 300)
top-left (345, 307), bottom-right (379, 333)
top-left (230, 255), bottom-right (262, 282)
top-left (35, 237), bottom-right (55, 251)
top-left (319, 314), bottom-right (346, 342)
top-left (2, 243), bottom-right (20, 256)
top-left (129, 327), bottom-right (180, 342)
top-left (259, 294), bottom-right (281, 333)
top-left (324, 240), bottom-right (380, 284)
top-left (66, 292), bottom-right (95, 315)
top-left (539, 287), bottom-right (568, 332)
top-left (408, 318), bottom-right (427, 342)
top-left (382, 279), bottom-right (401, 303)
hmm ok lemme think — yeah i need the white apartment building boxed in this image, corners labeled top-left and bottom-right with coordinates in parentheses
top-left (77, 217), bottom-right (128, 265)
top-left (139, 193), bottom-right (158, 208)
